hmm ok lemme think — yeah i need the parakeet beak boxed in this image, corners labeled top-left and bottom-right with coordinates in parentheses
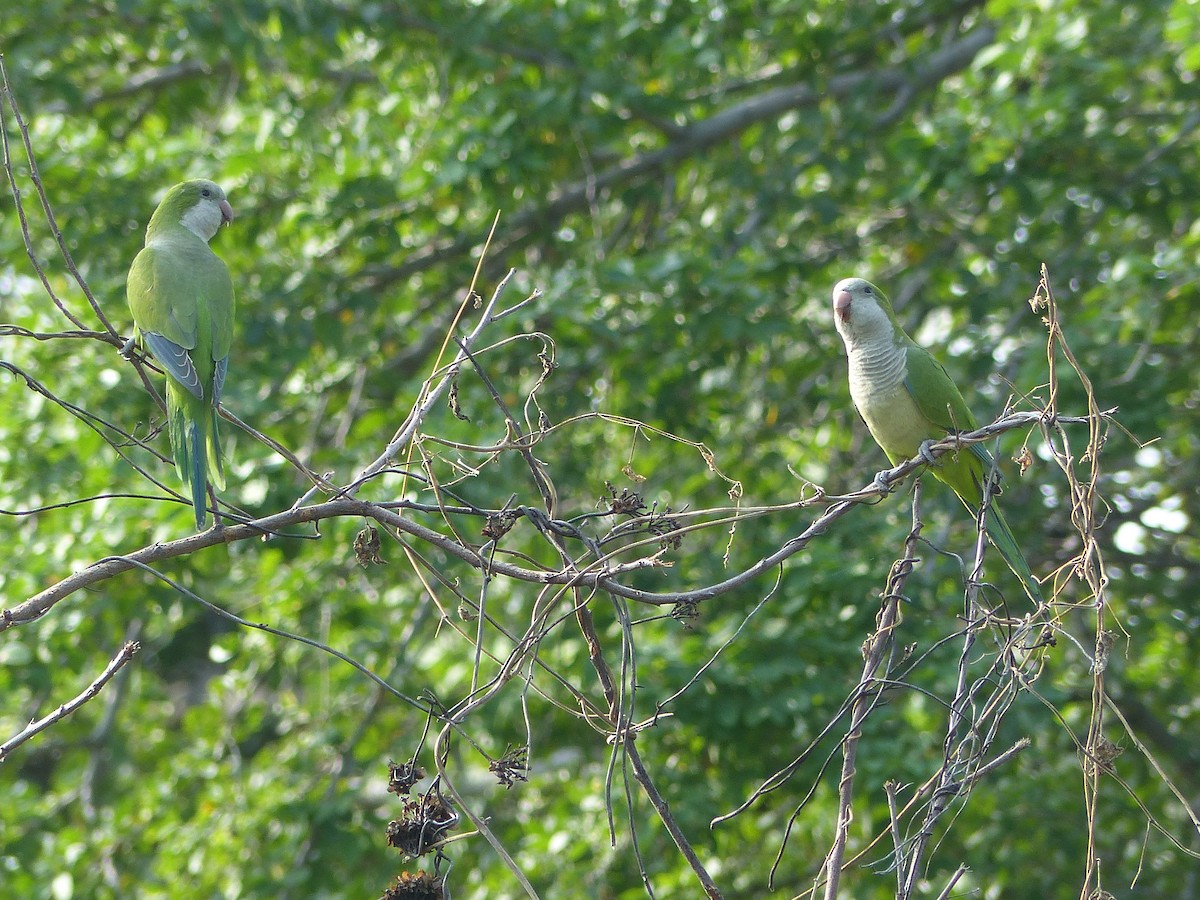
top-left (219, 199), bottom-right (235, 226)
top-left (834, 289), bottom-right (852, 323)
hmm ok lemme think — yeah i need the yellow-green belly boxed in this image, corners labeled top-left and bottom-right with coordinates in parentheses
top-left (853, 379), bottom-right (938, 466)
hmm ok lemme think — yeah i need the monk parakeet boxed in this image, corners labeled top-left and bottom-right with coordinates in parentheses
top-left (832, 277), bottom-right (1042, 602)
top-left (126, 180), bottom-right (235, 529)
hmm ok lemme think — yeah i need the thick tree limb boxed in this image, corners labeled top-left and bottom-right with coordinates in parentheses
top-left (362, 25), bottom-right (998, 286)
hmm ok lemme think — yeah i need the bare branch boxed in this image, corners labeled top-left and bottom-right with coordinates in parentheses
top-left (0, 641), bottom-right (139, 761)
top-left (1, 409), bottom-right (1106, 631)
top-left (626, 736), bottom-right (725, 899)
top-left (0, 57), bottom-right (120, 335)
top-left (819, 482), bottom-right (924, 899)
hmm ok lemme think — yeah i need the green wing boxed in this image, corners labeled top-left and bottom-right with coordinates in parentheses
top-left (902, 341), bottom-right (979, 434)
top-left (126, 191), bottom-right (235, 529)
top-left (127, 245), bottom-right (199, 353)
top-left (902, 341), bottom-right (1041, 602)
top-left (127, 241), bottom-right (234, 402)
top-left (901, 339), bottom-right (996, 503)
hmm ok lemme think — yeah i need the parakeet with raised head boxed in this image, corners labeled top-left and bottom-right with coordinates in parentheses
top-left (126, 180), bottom-right (235, 529)
top-left (831, 277), bottom-right (1042, 602)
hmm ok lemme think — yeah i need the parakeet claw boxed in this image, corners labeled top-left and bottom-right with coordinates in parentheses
top-left (918, 439), bottom-right (939, 465)
top-left (119, 336), bottom-right (136, 359)
top-left (872, 470), bottom-right (893, 494)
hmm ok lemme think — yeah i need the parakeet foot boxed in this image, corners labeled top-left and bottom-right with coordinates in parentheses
top-left (872, 470), bottom-right (893, 494)
top-left (917, 439), bottom-right (940, 465)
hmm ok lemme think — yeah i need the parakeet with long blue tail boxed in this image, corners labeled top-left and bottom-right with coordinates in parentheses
top-left (126, 180), bottom-right (235, 529)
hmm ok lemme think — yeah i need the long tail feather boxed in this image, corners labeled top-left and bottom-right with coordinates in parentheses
top-left (942, 446), bottom-right (1043, 603)
top-left (206, 406), bottom-right (226, 491)
top-left (166, 381), bottom-right (210, 529)
top-left (984, 505), bottom-right (1043, 603)
top-left (189, 420), bottom-right (206, 528)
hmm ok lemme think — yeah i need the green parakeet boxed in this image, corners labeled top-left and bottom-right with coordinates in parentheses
top-left (832, 277), bottom-right (1042, 602)
top-left (126, 180), bottom-right (235, 529)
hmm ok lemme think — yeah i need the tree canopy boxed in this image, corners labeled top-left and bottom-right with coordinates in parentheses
top-left (2, 1), bottom-right (1198, 897)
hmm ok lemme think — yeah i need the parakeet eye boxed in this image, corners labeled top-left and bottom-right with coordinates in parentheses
top-left (201, 187), bottom-right (212, 198)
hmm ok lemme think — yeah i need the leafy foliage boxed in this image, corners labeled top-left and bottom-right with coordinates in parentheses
top-left (2, 1), bottom-right (1198, 898)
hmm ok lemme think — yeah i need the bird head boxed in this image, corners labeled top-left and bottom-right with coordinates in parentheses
top-left (832, 277), bottom-right (898, 347)
top-left (153, 179), bottom-right (235, 243)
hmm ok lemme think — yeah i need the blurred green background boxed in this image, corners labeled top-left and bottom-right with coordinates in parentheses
top-left (2, 1), bottom-right (1198, 897)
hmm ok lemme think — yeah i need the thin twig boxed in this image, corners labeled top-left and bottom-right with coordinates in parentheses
top-left (2, 404), bottom-right (1104, 631)
top-left (818, 481), bottom-right (923, 899)
top-left (432, 723), bottom-right (542, 900)
top-left (0, 641), bottom-right (140, 761)
top-left (625, 736), bottom-right (724, 899)
top-left (333, 267), bottom-right (524, 501)
top-left (0, 57), bottom-right (118, 334)
top-left (1031, 266), bottom-right (1113, 898)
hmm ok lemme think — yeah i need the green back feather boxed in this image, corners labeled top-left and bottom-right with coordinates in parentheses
top-left (127, 181), bottom-right (235, 529)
